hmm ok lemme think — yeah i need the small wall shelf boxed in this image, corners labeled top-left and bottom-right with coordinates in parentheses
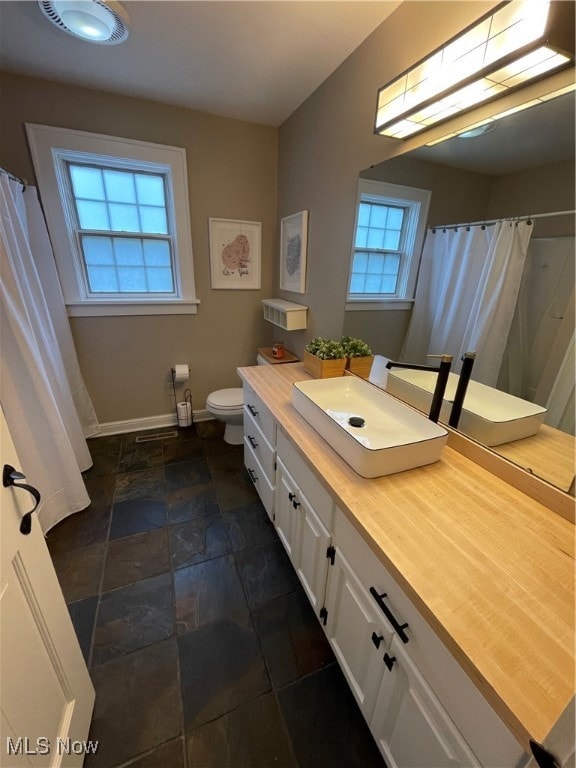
top-left (261, 299), bottom-right (308, 331)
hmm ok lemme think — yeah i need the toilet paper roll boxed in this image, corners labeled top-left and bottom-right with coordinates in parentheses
top-left (173, 364), bottom-right (189, 384)
top-left (177, 401), bottom-right (192, 427)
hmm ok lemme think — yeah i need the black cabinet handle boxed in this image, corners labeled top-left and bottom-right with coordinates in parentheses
top-left (247, 467), bottom-right (258, 484)
top-left (384, 652), bottom-right (396, 671)
top-left (371, 631), bottom-right (384, 649)
top-left (247, 404), bottom-right (259, 417)
top-left (3, 464), bottom-right (41, 535)
top-left (287, 492), bottom-right (301, 509)
top-left (369, 587), bottom-right (409, 644)
top-left (248, 435), bottom-right (258, 449)
top-left (529, 740), bottom-right (560, 768)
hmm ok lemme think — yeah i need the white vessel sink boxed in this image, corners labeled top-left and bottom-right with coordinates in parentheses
top-left (386, 369), bottom-right (547, 447)
top-left (292, 377), bottom-right (448, 478)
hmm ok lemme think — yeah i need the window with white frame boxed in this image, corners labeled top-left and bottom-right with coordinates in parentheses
top-left (346, 179), bottom-right (431, 310)
top-left (26, 124), bottom-right (198, 316)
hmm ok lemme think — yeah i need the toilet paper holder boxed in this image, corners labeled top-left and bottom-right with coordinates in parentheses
top-left (171, 364), bottom-right (193, 428)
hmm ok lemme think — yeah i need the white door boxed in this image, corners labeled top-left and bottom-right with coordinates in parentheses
top-left (294, 495), bottom-right (331, 614)
top-left (324, 546), bottom-right (392, 721)
top-left (0, 406), bottom-right (95, 767)
top-left (370, 636), bottom-right (480, 768)
top-left (274, 459), bottom-right (300, 559)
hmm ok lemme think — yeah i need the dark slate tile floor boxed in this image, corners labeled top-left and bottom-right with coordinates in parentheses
top-left (46, 422), bottom-right (386, 768)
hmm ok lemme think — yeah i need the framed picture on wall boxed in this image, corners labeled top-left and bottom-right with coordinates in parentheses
top-left (209, 218), bottom-right (261, 289)
top-left (280, 210), bottom-right (308, 294)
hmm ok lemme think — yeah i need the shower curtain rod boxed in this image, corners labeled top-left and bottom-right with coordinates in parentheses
top-left (431, 209), bottom-right (575, 232)
top-left (0, 166), bottom-right (28, 188)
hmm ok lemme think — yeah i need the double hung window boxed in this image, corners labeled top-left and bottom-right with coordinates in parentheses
top-left (26, 124), bottom-right (198, 316)
top-left (347, 180), bottom-right (430, 310)
top-left (69, 163), bottom-right (174, 295)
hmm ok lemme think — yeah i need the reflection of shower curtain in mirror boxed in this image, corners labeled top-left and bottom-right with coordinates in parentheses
top-left (499, 236), bottom-right (575, 433)
top-left (402, 220), bottom-right (532, 386)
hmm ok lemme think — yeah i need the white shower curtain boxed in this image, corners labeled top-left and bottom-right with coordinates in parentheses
top-left (402, 220), bottom-right (532, 386)
top-left (0, 174), bottom-right (99, 533)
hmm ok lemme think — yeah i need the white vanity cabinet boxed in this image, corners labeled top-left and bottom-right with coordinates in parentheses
top-left (238, 365), bottom-right (571, 768)
top-left (274, 430), bottom-right (334, 614)
top-left (243, 382), bottom-right (276, 519)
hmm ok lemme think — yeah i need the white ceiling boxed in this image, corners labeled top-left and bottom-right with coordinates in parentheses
top-left (0, 0), bottom-right (401, 126)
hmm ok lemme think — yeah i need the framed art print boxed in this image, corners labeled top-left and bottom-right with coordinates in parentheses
top-left (280, 210), bottom-right (308, 293)
top-left (209, 218), bottom-right (261, 289)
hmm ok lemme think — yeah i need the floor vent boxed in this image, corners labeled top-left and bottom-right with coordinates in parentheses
top-left (135, 430), bottom-right (179, 443)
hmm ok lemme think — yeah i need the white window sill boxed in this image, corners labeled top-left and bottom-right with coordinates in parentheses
top-left (345, 299), bottom-right (414, 312)
top-left (66, 300), bottom-right (200, 317)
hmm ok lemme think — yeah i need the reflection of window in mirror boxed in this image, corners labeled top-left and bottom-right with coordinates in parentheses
top-left (346, 179), bottom-right (430, 312)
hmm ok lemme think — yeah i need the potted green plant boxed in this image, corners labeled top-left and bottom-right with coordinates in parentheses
top-left (303, 337), bottom-right (347, 379)
top-left (341, 336), bottom-right (374, 377)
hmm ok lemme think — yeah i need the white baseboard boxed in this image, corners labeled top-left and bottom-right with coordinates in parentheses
top-left (95, 409), bottom-right (213, 437)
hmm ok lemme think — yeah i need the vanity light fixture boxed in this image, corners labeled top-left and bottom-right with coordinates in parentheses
top-left (38, 0), bottom-right (129, 44)
top-left (375, 0), bottom-right (574, 139)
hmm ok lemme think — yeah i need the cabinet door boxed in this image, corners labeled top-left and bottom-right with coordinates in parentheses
top-left (324, 546), bottom-right (393, 721)
top-left (274, 458), bottom-right (300, 560)
top-left (294, 494), bottom-right (331, 613)
top-left (371, 636), bottom-right (481, 768)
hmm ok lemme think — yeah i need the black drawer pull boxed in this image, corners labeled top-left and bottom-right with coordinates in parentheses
top-left (288, 492), bottom-right (296, 502)
top-left (247, 404), bottom-right (259, 417)
top-left (248, 435), bottom-right (258, 449)
top-left (247, 468), bottom-right (258, 484)
top-left (292, 499), bottom-right (301, 509)
top-left (384, 652), bottom-right (396, 671)
top-left (371, 631), bottom-right (384, 649)
top-left (369, 587), bottom-right (409, 644)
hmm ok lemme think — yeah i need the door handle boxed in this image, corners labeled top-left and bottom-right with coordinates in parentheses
top-left (3, 464), bottom-right (41, 535)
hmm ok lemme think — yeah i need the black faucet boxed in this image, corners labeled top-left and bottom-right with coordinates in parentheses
top-left (386, 354), bottom-right (453, 423)
top-left (448, 352), bottom-right (476, 429)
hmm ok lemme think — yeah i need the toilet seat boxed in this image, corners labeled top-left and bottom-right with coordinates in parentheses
top-left (206, 388), bottom-right (243, 412)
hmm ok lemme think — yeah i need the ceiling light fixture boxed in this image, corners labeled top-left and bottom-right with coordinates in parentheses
top-left (425, 81), bottom-right (576, 146)
top-left (38, 0), bottom-right (129, 44)
top-left (457, 122), bottom-right (499, 139)
top-left (374, 0), bottom-right (574, 140)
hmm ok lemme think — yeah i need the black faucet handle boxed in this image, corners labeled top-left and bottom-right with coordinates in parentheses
top-left (448, 352), bottom-right (477, 429)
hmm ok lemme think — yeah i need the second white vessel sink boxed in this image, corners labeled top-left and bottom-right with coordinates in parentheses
top-left (386, 369), bottom-right (547, 447)
top-left (292, 376), bottom-right (448, 478)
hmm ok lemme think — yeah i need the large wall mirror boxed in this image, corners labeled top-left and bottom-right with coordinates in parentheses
top-left (344, 91), bottom-right (575, 495)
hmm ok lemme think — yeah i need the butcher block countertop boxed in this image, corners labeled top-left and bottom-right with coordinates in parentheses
top-left (238, 363), bottom-right (575, 754)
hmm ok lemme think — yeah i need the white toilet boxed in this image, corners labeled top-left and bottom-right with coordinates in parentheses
top-left (205, 388), bottom-right (245, 444)
top-left (206, 354), bottom-right (273, 445)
